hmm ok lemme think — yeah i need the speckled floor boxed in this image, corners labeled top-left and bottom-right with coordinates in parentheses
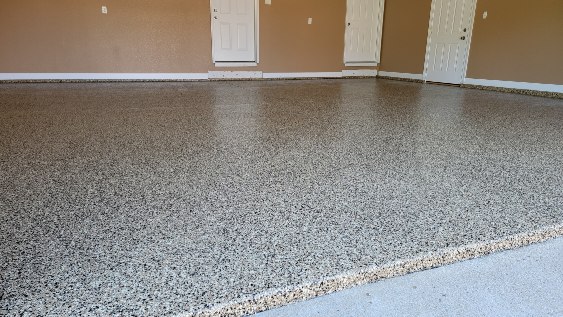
top-left (1, 79), bottom-right (562, 316)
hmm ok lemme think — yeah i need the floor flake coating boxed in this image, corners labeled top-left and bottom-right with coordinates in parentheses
top-left (1, 79), bottom-right (562, 316)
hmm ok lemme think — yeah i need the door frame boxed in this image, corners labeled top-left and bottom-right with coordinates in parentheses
top-left (423, 0), bottom-right (477, 83)
top-left (210, 0), bottom-right (260, 66)
top-left (343, 0), bottom-right (386, 66)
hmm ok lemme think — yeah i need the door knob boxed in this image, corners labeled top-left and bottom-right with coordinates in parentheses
top-left (460, 36), bottom-right (466, 40)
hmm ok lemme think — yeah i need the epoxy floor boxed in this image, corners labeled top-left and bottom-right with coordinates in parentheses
top-left (1, 79), bottom-right (562, 316)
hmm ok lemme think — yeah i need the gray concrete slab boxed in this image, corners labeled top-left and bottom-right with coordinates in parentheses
top-left (255, 236), bottom-right (563, 317)
top-left (1, 79), bottom-right (562, 316)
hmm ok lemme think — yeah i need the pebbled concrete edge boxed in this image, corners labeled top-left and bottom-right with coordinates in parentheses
top-left (460, 84), bottom-right (562, 99)
top-left (375, 76), bottom-right (562, 99)
top-left (177, 224), bottom-right (563, 317)
top-left (376, 76), bottom-right (423, 84)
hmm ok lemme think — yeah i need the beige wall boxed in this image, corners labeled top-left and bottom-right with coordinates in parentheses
top-left (378, 0), bottom-right (563, 85)
top-left (1, 0), bottom-right (561, 85)
top-left (378, 0), bottom-right (432, 74)
top-left (256, 0), bottom-right (348, 72)
top-left (0, 0), bottom-right (211, 73)
top-left (0, 0), bottom-right (372, 74)
top-left (467, 0), bottom-right (563, 85)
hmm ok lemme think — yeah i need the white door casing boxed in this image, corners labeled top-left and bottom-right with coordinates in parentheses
top-left (211, 0), bottom-right (257, 63)
top-left (344, 0), bottom-right (385, 65)
top-left (424, 0), bottom-right (477, 84)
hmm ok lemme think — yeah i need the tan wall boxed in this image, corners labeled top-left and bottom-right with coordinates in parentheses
top-left (378, 0), bottom-right (432, 74)
top-left (378, 0), bottom-right (562, 85)
top-left (0, 0), bottom-right (211, 73)
top-left (0, 0), bottom-right (371, 73)
top-left (467, 0), bottom-right (563, 85)
top-left (255, 0), bottom-right (348, 72)
top-left (2, 0), bottom-right (560, 84)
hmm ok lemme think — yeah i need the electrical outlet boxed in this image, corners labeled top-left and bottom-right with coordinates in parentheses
top-left (482, 11), bottom-right (487, 19)
top-left (102, 6), bottom-right (108, 14)
top-left (265, 0), bottom-right (271, 5)
top-left (308, 17), bottom-right (313, 25)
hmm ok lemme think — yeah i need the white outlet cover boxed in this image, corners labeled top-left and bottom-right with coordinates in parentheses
top-left (102, 6), bottom-right (108, 14)
top-left (483, 11), bottom-right (487, 19)
top-left (265, 0), bottom-right (271, 5)
top-left (308, 17), bottom-right (312, 24)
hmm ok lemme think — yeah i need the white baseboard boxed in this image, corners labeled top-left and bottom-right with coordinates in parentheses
top-left (1, 71), bottom-right (381, 81)
top-left (377, 71), bottom-right (423, 81)
top-left (208, 71), bottom-right (263, 79)
top-left (214, 62), bottom-right (258, 67)
top-left (344, 62), bottom-right (378, 67)
top-left (263, 72), bottom-right (343, 79)
top-left (342, 70), bottom-right (378, 77)
top-left (463, 78), bottom-right (563, 93)
top-left (209, 71), bottom-right (344, 80)
top-left (0, 73), bottom-right (209, 81)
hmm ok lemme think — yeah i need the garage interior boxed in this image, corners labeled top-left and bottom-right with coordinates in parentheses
top-left (1, 0), bottom-right (562, 316)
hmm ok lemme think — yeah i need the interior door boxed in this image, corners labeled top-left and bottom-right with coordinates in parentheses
top-left (344, 0), bottom-right (385, 64)
top-left (424, 0), bottom-right (476, 84)
top-left (211, 0), bottom-right (256, 62)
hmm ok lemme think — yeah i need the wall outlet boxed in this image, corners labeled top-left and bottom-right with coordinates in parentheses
top-left (102, 6), bottom-right (108, 14)
top-left (308, 17), bottom-right (313, 25)
top-left (483, 11), bottom-right (487, 19)
top-left (265, 0), bottom-right (271, 5)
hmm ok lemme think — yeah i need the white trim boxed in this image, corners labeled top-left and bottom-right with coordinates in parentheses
top-left (210, 0), bottom-right (259, 64)
top-left (0, 73), bottom-right (209, 81)
top-left (422, 0), bottom-right (437, 82)
top-left (263, 72), bottom-right (343, 79)
top-left (208, 71), bottom-right (262, 79)
top-left (463, 78), bottom-right (563, 93)
top-left (210, 1), bottom-right (215, 62)
top-left (342, 70), bottom-right (378, 77)
top-left (460, 0), bottom-right (477, 85)
top-left (374, 0), bottom-right (385, 64)
top-left (345, 62), bottom-right (378, 67)
top-left (255, 0), bottom-right (260, 64)
top-left (423, 0), bottom-right (477, 84)
top-left (214, 62), bottom-right (258, 67)
top-left (377, 71), bottom-right (423, 81)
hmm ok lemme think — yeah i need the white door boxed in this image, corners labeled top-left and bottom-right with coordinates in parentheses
top-left (344, 0), bottom-right (385, 64)
top-left (424, 0), bottom-right (476, 84)
top-left (211, 0), bottom-right (256, 62)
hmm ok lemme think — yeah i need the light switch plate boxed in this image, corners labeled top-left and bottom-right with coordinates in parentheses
top-left (102, 6), bottom-right (108, 14)
top-left (265, 0), bottom-right (271, 5)
top-left (483, 11), bottom-right (487, 19)
top-left (308, 17), bottom-right (313, 25)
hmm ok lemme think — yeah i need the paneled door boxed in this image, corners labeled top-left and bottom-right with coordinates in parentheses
top-left (211, 0), bottom-right (256, 62)
top-left (344, 0), bottom-right (385, 65)
top-left (424, 0), bottom-right (477, 84)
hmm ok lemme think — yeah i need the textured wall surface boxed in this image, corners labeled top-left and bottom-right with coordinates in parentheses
top-left (0, 0), bottom-right (371, 73)
top-left (0, 0), bottom-right (560, 84)
top-left (378, 0), bottom-right (563, 85)
top-left (0, 0), bottom-right (211, 73)
top-left (378, 0), bottom-right (432, 74)
top-left (467, 0), bottom-right (563, 84)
